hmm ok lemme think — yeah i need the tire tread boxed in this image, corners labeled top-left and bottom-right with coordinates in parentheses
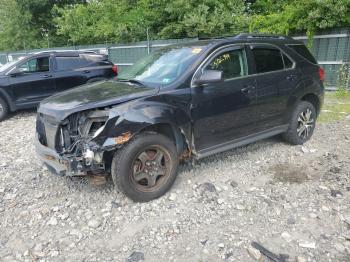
top-left (111, 132), bottom-right (178, 202)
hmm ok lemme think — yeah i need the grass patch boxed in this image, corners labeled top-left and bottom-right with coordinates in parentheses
top-left (318, 91), bottom-right (350, 123)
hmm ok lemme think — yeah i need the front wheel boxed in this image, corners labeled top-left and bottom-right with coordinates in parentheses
top-left (282, 101), bottom-right (317, 145)
top-left (111, 132), bottom-right (179, 202)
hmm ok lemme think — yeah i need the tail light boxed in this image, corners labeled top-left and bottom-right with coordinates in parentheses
top-left (112, 64), bottom-right (118, 75)
top-left (318, 67), bottom-right (325, 81)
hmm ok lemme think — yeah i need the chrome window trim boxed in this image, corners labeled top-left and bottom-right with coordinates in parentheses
top-left (191, 42), bottom-right (296, 87)
top-left (201, 46), bottom-right (249, 82)
top-left (5, 55), bottom-right (51, 76)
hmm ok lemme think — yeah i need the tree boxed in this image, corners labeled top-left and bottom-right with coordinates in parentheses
top-left (55, 0), bottom-right (249, 44)
top-left (0, 0), bottom-right (35, 51)
top-left (249, 0), bottom-right (350, 39)
top-left (1, 0), bottom-right (350, 51)
top-left (0, 0), bottom-right (85, 51)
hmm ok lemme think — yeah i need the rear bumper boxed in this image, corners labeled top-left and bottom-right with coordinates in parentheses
top-left (35, 135), bottom-right (69, 176)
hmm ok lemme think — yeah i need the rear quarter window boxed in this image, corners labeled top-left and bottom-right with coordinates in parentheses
top-left (56, 56), bottom-right (82, 71)
top-left (82, 54), bottom-right (110, 67)
top-left (287, 44), bottom-right (317, 64)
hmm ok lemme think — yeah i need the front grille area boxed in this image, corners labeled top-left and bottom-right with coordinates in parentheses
top-left (36, 113), bottom-right (60, 149)
top-left (36, 115), bottom-right (47, 146)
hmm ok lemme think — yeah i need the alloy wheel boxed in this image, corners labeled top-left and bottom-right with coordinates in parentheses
top-left (297, 108), bottom-right (314, 139)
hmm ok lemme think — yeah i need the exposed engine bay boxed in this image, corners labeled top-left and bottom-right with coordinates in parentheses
top-left (46, 109), bottom-right (113, 176)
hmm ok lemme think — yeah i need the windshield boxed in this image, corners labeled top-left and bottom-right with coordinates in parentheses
top-left (118, 46), bottom-right (204, 87)
top-left (0, 56), bottom-right (26, 73)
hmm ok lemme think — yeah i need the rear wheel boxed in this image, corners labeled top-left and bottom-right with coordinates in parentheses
top-left (111, 132), bottom-right (179, 202)
top-left (282, 101), bottom-right (316, 145)
top-left (0, 96), bottom-right (9, 122)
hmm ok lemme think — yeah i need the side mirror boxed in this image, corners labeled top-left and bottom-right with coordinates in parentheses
top-left (193, 70), bottom-right (223, 86)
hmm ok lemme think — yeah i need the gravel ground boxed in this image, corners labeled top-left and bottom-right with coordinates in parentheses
top-left (0, 111), bottom-right (350, 262)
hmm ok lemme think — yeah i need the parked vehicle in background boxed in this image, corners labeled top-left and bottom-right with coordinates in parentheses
top-left (35, 34), bottom-right (324, 202)
top-left (0, 51), bottom-right (117, 121)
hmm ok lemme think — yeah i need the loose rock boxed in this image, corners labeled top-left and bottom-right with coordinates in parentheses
top-left (247, 246), bottom-right (261, 260)
top-left (126, 251), bottom-right (144, 262)
top-left (88, 219), bottom-right (101, 229)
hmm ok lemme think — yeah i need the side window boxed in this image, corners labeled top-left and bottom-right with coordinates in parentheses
top-left (251, 48), bottom-right (284, 73)
top-left (287, 44), bottom-right (317, 64)
top-left (18, 57), bottom-right (50, 73)
top-left (56, 57), bottom-right (82, 71)
top-left (206, 49), bottom-right (248, 80)
top-left (283, 54), bottom-right (293, 69)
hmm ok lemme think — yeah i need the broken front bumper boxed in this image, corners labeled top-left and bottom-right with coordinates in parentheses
top-left (35, 135), bottom-right (84, 176)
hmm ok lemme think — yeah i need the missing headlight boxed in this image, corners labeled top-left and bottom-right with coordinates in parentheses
top-left (92, 124), bottom-right (105, 138)
top-left (78, 110), bottom-right (109, 137)
top-left (89, 121), bottom-right (106, 136)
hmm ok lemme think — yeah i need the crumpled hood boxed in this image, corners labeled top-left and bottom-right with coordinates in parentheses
top-left (38, 80), bottom-right (158, 121)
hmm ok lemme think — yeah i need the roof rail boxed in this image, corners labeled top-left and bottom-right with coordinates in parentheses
top-left (234, 33), bottom-right (293, 40)
top-left (31, 50), bottom-right (98, 55)
top-left (198, 35), bottom-right (231, 40)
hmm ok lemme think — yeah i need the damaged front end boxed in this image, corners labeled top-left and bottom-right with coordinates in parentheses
top-left (35, 109), bottom-right (129, 176)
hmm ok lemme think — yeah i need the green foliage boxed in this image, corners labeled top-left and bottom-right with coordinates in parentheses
top-left (335, 64), bottom-right (350, 97)
top-left (319, 92), bottom-right (350, 123)
top-left (54, 0), bottom-right (250, 44)
top-left (53, 0), bottom-right (350, 45)
top-left (0, 0), bottom-right (350, 50)
top-left (250, 0), bottom-right (350, 38)
top-left (0, 0), bottom-right (35, 50)
top-left (0, 0), bottom-right (84, 51)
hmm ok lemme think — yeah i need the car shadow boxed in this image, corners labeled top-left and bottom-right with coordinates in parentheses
top-left (5, 108), bottom-right (37, 121)
top-left (181, 135), bottom-right (283, 170)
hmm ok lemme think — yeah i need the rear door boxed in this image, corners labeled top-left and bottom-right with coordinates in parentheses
top-left (191, 45), bottom-right (257, 151)
top-left (9, 55), bottom-right (55, 105)
top-left (53, 55), bottom-right (87, 93)
top-left (248, 44), bottom-right (298, 131)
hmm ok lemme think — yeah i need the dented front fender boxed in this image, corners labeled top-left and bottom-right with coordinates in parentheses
top-left (95, 100), bottom-right (192, 152)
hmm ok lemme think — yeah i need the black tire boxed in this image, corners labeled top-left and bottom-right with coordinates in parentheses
top-left (282, 101), bottom-right (317, 145)
top-left (0, 96), bottom-right (9, 122)
top-left (111, 132), bottom-right (179, 202)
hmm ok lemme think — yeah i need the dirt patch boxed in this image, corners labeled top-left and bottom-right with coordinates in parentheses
top-left (269, 163), bottom-right (316, 184)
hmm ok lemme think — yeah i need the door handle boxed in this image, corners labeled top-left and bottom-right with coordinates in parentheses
top-left (83, 70), bottom-right (90, 74)
top-left (241, 85), bottom-right (255, 94)
top-left (43, 74), bottom-right (52, 78)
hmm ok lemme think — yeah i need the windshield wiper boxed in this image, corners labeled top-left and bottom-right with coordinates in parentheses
top-left (117, 78), bottom-right (145, 86)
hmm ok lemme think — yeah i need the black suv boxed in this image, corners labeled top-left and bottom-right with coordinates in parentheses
top-left (35, 34), bottom-right (324, 202)
top-left (0, 51), bottom-right (117, 121)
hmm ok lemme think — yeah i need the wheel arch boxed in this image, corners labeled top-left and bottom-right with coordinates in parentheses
top-left (140, 122), bottom-right (190, 157)
top-left (100, 102), bottom-right (192, 160)
top-left (0, 88), bottom-right (15, 112)
top-left (300, 93), bottom-right (321, 116)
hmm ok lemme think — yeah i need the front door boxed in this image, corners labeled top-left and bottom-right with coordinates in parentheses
top-left (10, 55), bottom-right (55, 105)
top-left (191, 46), bottom-right (257, 152)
